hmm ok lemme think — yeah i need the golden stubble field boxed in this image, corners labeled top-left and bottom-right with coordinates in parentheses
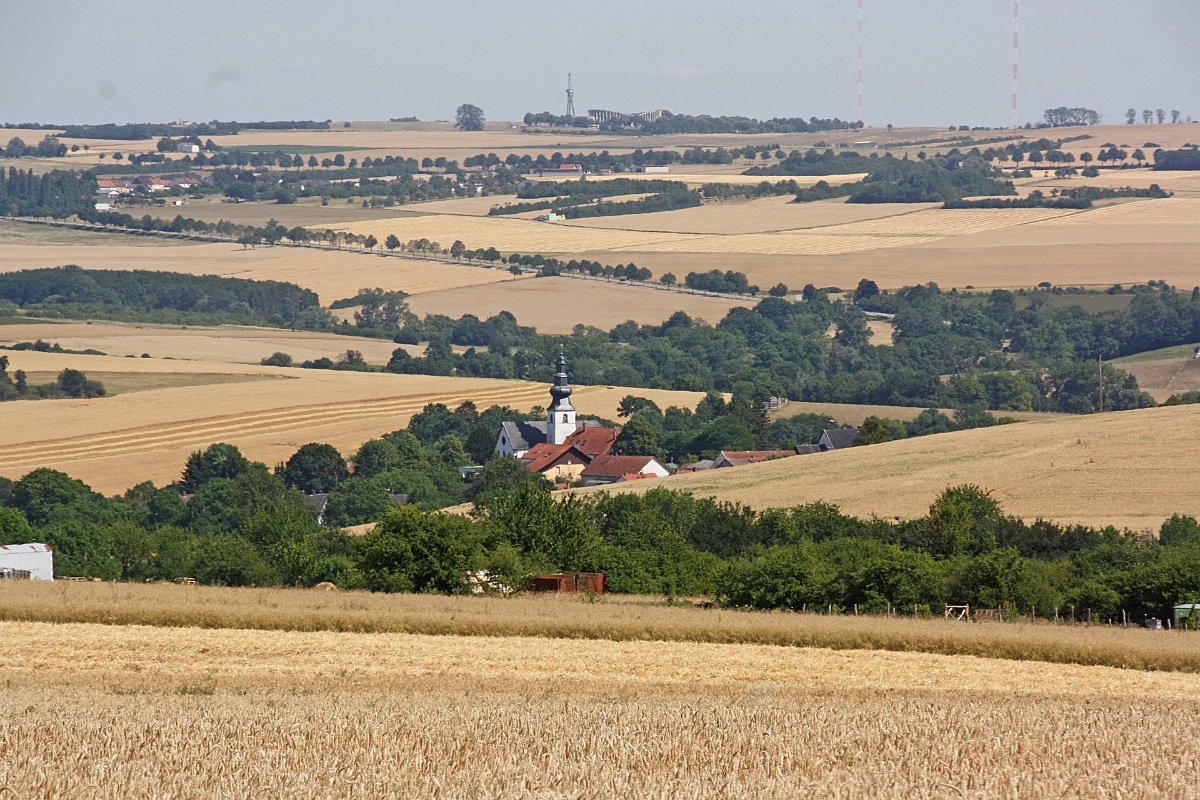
top-left (0, 350), bottom-right (705, 492)
top-left (0, 320), bottom-right (409, 365)
top-left (406, 275), bottom-right (756, 333)
top-left (3, 610), bottom-right (1200, 798)
top-left (580, 403), bottom-right (1200, 532)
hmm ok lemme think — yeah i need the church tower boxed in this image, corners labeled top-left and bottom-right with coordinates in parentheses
top-left (546, 352), bottom-right (577, 445)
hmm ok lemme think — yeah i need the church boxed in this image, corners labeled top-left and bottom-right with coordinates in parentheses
top-left (494, 353), bottom-right (618, 482)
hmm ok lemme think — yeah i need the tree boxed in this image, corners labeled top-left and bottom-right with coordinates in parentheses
top-left (660, 272), bottom-right (677, 287)
top-left (352, 439), bottom-right (402, 478)
top-left (469, 456), bottom-right (550, 502)
top-left (1132, 148), bottom-right (1146, 166)
top-left (356, 505), bottom-right (483, 593)
top-left (1143, 109), bottom-right (1153, 124)
top-left (55, 368), bottom-right (105, 398)
top-left (384, 234), bottom-right (401, 252)
top-left (768, 283), bottom-right (790, 297)
top-left (450, 240), bottom-right (466, 259)
top-left (1126, 108), bottom-right (1137, 125)
top-left (280, 443), bottom-right (348, 494)
top-left (455, 104), bottom-right (486, 132)
top-left (1079, 151), bottom-right (1093, 165)
top-left (853, 278), bottom-right (880, 303)
top-left (617, 395), bottom-right (662, 419)
top-left (1156, 109), bottom-right (1165, 124)
top-left (260, 351), bottom-right (293, 367)
top-left (181, 443), bottom-right (251, 492)
top-left (363, 234), bottom-right (378, 252)
top-left (10, 468), bottom-right (95, 526)
top-left (1171, 110), bottom-right (1181, 124)
top-left (612, 416), bottom-right (663, 459)
top-left (323, 477), bottom-right (392, 527)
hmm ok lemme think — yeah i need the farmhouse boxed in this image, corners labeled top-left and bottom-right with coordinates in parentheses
top-left (521, 426), bottom-right (618, 482)
top-left (0, 543), bottom-right (54, 580)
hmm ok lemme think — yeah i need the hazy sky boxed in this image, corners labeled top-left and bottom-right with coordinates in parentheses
top-left (3, 1), bottom-right (1197, 129)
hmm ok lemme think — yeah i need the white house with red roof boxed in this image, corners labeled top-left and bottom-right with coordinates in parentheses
top-left (580, 455), bottom-right (669, 486)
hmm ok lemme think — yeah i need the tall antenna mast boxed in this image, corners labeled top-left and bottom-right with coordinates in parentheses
top-left (565, 73), bottom-right (575, 118)
top-left (1011, 0), bottom-right (1019, 137)
top-left (857, 0), bottom-right (865, 128)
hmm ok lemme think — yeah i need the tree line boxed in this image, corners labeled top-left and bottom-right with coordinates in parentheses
top-left (0, 266), bottom-right (331, 329)
top-left (0, 357), bottom-right (105, 401)
top-left (4, 451), bottom-right (1199, 623)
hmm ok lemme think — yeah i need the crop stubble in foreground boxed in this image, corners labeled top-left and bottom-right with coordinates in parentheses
top-left (3, 616), bottom-right (1200, 799)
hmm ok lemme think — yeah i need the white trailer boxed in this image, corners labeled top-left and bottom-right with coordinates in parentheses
top-left (0, 543), bottom-right (54, 580)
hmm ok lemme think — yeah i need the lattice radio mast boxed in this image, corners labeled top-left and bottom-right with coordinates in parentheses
top-left (1011, 0), bottom-right (1019, 137)
top-left (857, 0), bottom-right (865, 127)
top-left (565, 73), bottom-right (576, 118)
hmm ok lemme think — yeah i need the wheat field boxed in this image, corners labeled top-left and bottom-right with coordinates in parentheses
top-left (3, 617), bottom-right (1200, 799)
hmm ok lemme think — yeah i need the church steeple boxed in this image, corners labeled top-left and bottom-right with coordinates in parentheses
top-left (546, 351), bottom-right (577, 445)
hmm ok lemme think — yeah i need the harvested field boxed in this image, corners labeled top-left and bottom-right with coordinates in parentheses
top-left (332, 213), bottom-right (690, 254)
top-left (15, 370), bottom-right (283, 396)
top-left (1041, 196), bottom-right (1200, 225)
top-left (3, 618), bottom-right (1200, 798)
top-left (562, 195), bottom-right (920, 234)
top-left (0, 350), bottom-right (704, 492)
top-left (0, 227), bottom-right (509, 302)
top-left (332, 203), bottom-right (1086, 259)
top-left (579, 403), bottom-right (1200, 532)
top-left (174, 196), bottom-right (428, 228)
top-left (769, 400), bottom-right (1058, 427)
top-left (529, 172), bottom-right (869, 188)
top-left (1023, 169), bottom-right (1200, 198)
top-left (407, 276), bottom-right (755, 333)
top-left (1115, 343), bottom-right (1200, 402)
top-left (0, 320), bottom-right (407, 365)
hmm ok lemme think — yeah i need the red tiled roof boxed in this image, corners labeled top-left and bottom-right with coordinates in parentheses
top-left (619, 472), bottom-right (660, 482)
top-left (581, 454), bottom-right (661, 479)
top-left (522, 443), bottom-right (590, 473)
top-left (563, 426), bottom-right (617, 458)
top-left (717, 450), bottom-right (797, 467)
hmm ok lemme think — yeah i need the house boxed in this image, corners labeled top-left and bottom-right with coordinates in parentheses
top-left (132, 176), bottom-right (170, 193)
top-left (531, 572), bottom-right (605, 594)
top-left (631, 165), bottom-right (670, 173)
top-left (0, 543), bottom-right (54, 581)
top-left (676, 459), bottom-right (715, 473)
top-left (520, 425), bottom-right (618, 481)
top-left (495, 353), bottom-right (609, 458)
top-left (95, 178), bottom-right (133, 195)
top-left (580, 455), bottom-right (669, 486)
top-left (534, 163), bottom-right (584, 176)
top-left (712, 450), bottom-right (797, 469)
top-left (818, 428), bottom-right (859, 451)
top-left (794, 444), bottom-right (822, 455)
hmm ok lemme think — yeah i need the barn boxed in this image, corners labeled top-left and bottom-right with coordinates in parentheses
top-left (0, 543), bottom-right (54, 580)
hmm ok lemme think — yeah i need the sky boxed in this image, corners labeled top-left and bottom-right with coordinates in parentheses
top-left (3, 0), bottom-right (1198, 129)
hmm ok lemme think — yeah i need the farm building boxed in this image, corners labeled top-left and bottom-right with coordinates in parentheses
top-left (631, 165), bottom-right (670, 173)
top-left (533, 164), bottom-right (584, 176)
top-left (0, 543), bottom-right (54, 580)
top-left (818, 428), bottom-right (859, 451)
top-left (531, 572), bottom-right (605, 594)
top-left (712, 450), bottom-right (799, 468)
